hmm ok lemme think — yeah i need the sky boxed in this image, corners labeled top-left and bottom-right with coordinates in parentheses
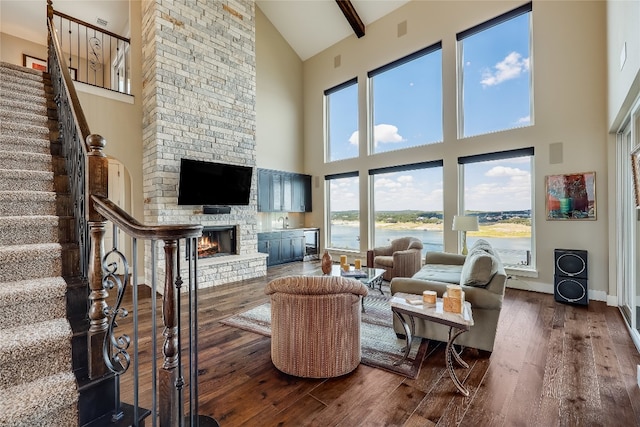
top-left (327, 12), bottom-right (531, 213)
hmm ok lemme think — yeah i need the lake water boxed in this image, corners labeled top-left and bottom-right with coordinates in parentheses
top-left (329, 224), bottom-right (531, 267)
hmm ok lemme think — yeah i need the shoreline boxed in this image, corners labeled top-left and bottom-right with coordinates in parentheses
top-left (331, 220), bottom-right (531, 238)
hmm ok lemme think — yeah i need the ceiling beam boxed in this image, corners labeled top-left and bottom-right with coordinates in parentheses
top-left (335, 0), bottom-right (365, 38)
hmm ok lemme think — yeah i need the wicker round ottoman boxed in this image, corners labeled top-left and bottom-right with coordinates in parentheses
top-left (264, 275), bottom-right (368, 378)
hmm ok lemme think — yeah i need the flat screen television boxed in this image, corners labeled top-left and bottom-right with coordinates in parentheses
top-left (178, 158), bottom-right (253, 206)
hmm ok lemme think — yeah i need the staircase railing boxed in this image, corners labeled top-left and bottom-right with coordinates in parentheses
top-left (47, 1), bottom-right (212, 425)
top-left (51, 6), bottom-right (131, 94)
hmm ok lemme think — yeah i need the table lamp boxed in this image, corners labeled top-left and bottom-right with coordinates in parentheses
top-left (452, 215), bottom-right (479, 255)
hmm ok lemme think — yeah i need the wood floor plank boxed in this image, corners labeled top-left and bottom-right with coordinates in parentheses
top-left (306, 365), bottom-right (406, 426)
top-left (504, 292), bottom-right (555, 425)
top-left (559, 304), bottom-right (603, 426)
top-left (354, 382), bottom-right (426, 426)
top-left (461, 289), bottom-right (536, 423)
top-left (113, 261), bottom-right (639, 426)
top-left (587, 308), bottom-right (638, 426)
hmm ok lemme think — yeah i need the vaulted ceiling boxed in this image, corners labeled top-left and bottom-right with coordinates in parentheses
top-left (256, 0), bottom-right (410, 60)
top-left (1, 0), bottom-right (410, 62)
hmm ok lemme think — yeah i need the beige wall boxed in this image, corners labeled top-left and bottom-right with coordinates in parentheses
top-left (302, 0), bottom-right (609, 299)
top-left (0, 32), bottom-right (48, 66)
top-left (255, 6), bottom-right (304, 173)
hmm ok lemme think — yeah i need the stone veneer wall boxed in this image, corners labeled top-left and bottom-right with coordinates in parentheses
top-left (140, 0), bottom-right (266, 290)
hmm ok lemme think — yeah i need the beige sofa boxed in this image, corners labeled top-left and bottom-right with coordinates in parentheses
top-left (390, 239), bottom-right (507, 353)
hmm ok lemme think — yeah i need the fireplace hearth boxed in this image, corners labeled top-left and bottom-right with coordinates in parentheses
top-left (196, 226), bottom-right (237, 259)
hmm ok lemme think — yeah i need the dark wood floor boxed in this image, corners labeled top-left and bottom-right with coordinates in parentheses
top-left (123, 261), bottom-right (640, 426)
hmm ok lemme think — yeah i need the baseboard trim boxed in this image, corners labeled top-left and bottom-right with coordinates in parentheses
top-left (506, 277), bottom-right (553, 294)
top-left (506, 277), bottom-right (613, 304)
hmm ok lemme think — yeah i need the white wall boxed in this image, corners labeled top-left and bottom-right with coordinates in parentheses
top-left (606, 1), bottom-right (640, 305)
top-left (302, 0), bottom-right (609, 299)
top-left (607, 0), bottom-right (640, 131)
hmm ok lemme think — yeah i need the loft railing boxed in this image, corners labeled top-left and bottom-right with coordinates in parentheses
top-left (47, 1), bottom-right (214, 425)
top-left (51, 5), bottom-right (131, 94)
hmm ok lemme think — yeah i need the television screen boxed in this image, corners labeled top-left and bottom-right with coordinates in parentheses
top-left (178, 158), bottom-right (253, 206)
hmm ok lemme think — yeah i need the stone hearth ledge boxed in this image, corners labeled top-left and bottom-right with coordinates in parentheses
top-left (185, 252), bottom-right (269, 292)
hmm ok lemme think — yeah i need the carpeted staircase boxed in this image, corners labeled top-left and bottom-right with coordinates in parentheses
top-left (0, 62), bottom-right (79, 426)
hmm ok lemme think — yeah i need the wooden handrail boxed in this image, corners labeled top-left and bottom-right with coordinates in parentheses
top-left (47, 4), bottom-right (91, 147)
top-left (92, 195), bottom-right (203, 240)
top-left (53, 9), bottom-right (131, 44)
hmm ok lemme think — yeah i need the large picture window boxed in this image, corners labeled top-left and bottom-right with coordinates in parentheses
top-left (325, 78), bottom-right (359, 162)
top-left (458, 3), bottom-right (532, 138)
top-left (326, 172), bottom-right (360, 250)
top-left (459, 148), bottom-right (534, 269)
top-left (368, 43), bottom-right (443, 154)
top-left (370, 161), bottom-right (444, 255)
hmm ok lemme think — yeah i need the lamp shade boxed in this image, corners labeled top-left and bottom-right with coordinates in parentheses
top-left (452, 215), bottom-right (479, 232)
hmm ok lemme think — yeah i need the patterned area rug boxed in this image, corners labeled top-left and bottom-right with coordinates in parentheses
top-left (219, 294), bottom-right (428, 379)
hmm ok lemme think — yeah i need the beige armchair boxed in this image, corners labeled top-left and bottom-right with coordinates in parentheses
top-left (264, 275), bottom-right (368, 378)
top-left (367, 237), bottom-right (424, 281)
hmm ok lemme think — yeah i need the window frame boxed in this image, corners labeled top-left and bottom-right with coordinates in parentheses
top-left (369, 160), bottom-right (444, 255)
top-left (324, 77), bottom-right (359, 163)
top-left (367, 41), bottom-right (444, 155)
top-left (458, 147), bottom-right (536, 272)
top-left (457, 2), bottom-right (534, 139)
top-left (325, 171), bottom-right (360, 252)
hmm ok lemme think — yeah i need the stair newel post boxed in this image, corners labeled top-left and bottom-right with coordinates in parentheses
top-left (87, 222), bottom-right (108, 378)
top-left (86, 133), bottom-right (109, 379)
top-left (47, 1), bottom-right (53, 20)
top-left (160, 239), bottom-right (180, 426)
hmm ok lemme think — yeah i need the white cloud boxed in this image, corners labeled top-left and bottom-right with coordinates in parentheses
top-left (374, 178), bottom-right (402, 190)
top-left (375, 124), bottom-right (404, 145)
top-left (516, 115), bottom-right (531, 124)
top-left (480, 52), bottom-right (530, 87)
top-left (485, 166), bottom-right (529, 177)
top-left (350, 124), bottom-right (404, 146)
top-left (348, 130), bottom-right (359, 145)
top-left (372, 173), bottom-right (443, 211)
top-left (465, 169), bottom-right (532, 211)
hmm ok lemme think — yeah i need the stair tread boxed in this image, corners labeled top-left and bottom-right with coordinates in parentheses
top-left (0, 62), bottom-right (44, 77)
top-left (0, 150), bottom-right (52, 160)
top-left (0, 371), bottom-right (77, 425)
top-left (0, 277), bottom-right (67, 304)
top-left (0, 214), bottom-right (60, 223)
top-left (0, 317), bottom-right (72, 352)
top-left (0, 168), bottom-right (53, 178)
top-left (0, 109), bottom-right (50, 125)
top-left (0, 241), bottom-right (62, 254)
top-left (1, 123), bottom-right (51, 139)
top-left (0, 190), bottom-right (57, 201)
top-left (0, 134), bottom-right (50, 145)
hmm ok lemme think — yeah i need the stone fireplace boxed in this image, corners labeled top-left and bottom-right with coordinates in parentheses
top-left (196, 226), bottom-right (237, 259)
top-left (141, 0), bottom-right (267, 291)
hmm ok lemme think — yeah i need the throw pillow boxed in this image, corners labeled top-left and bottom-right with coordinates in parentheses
top-left (469, 238), bottom-right (496, 256)
top-left (460, 248), bottom-right (498, 287)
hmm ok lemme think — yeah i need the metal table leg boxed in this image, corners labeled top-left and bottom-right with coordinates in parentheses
top-left (446, 327), bottom-right (470, 396)
top-left (392, 310), bottom-right (413, 365)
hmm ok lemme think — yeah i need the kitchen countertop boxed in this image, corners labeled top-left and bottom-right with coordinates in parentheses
top-left (258, 227), bottom-right (319, 233)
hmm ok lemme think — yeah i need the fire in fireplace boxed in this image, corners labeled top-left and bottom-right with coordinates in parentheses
top-left (196, 226), bottom-right (237, 259)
